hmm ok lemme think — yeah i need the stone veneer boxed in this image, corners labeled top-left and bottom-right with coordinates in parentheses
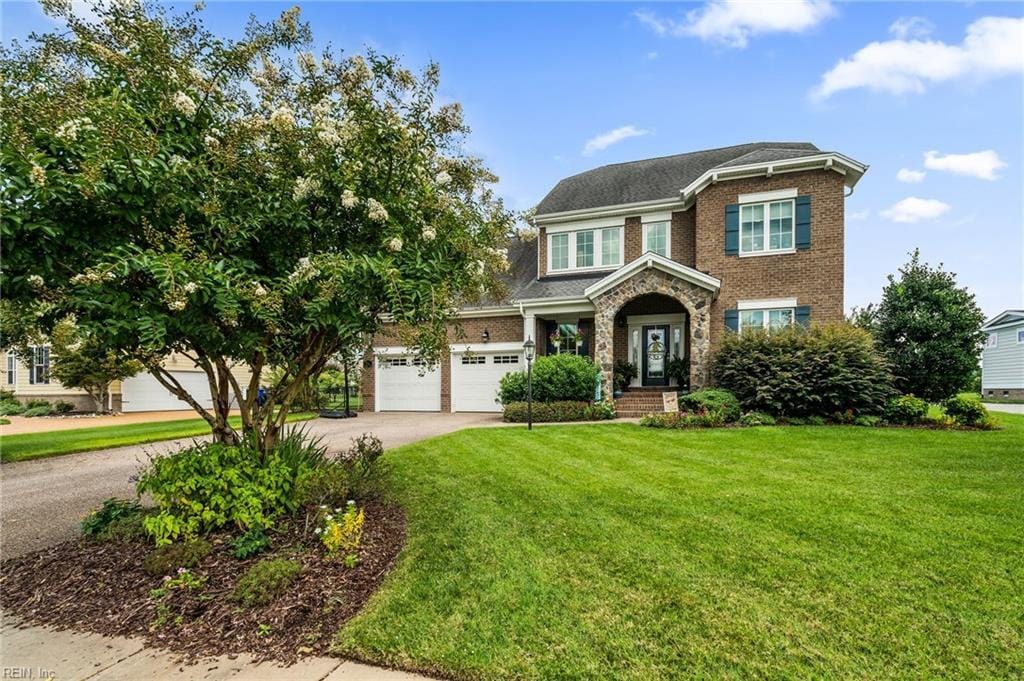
top-left (591, 267), bottom-right (714, 399)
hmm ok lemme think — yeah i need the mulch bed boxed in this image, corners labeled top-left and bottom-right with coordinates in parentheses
top-left (0, 502), bottom-right (406, 664)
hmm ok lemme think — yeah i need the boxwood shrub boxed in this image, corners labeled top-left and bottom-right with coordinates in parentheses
top-left (498, 354), bottom-right (599, 405)
top-left (679, 388), bottom-right (742, 422)
top-left (884, 394), bottom-right (929, 425)
top-left (502, 400), bottom-right (613, 423)
top-left (942, 394), bottom-right (992, 427)
top-left (711, 323), bottom-right (894, 418)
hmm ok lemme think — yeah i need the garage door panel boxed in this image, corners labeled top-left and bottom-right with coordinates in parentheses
top-left (378, 357), bottom-right (441, 412)
top-left (453, 353), bottom-right (522, 413)
top-left (121, 372), bottom-right (213, 412)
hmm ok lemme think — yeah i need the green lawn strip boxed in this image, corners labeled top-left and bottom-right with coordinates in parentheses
top-left (335, 413), bottom-right (1024, 679)
top-left (0, 412), bottom-right (317, 463)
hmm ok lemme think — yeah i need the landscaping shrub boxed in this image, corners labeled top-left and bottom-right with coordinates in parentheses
top-left (267, 427), bottom-right (328, 478)
top-left (99, 513), bottom-right (149, 543)
top-left (884, 395), bottom-right (929, 425)
top-left (232, 528), bottom-right (272, 559)
top-left (679, 388), bottom-right (741, 423)
top-left (21, 405), bottom-right (53, 417)
top-left (136, 441), bottom-right (296, 545)
top-left (0, 401), bottom-right (24, 416)
top-left (232, 558), bottom-right (302, 607)
top-left (739, 411), bottom-right (776, 426)
top-left (531, 354), bottom-right (600, 403)
top-left (318, 501), bottom-right (364, 564)
top-left (341, 434), bottom-right (387, 500)
top-left (497, 370), bottom-right (529, 405)
top-left (806, 416), bottom-right (827, 426)
top-left (853, 415), bottom-right (883, 427)
top-left (53, 400), bottom-right (74, 414)
top-left (143, 539), bottom-right (212, 576)
top-left (614, 360), bottom-right (638, 393)
top-left (711, 323), bottom-right (894, 418)
top-left (639, 410), bottom-right (725, 429)
top-left (943, 394), bottom-right (993, 428)
top-left (0, 418), bottom-right (9, 425)
top-left (295, 464), bottom-right (351, 508)
top-left (503, 400), bottom-right (613, 423)
top-left (81, 498), bottom-right (142, 537)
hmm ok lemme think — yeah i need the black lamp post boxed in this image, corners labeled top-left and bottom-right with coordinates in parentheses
top-left (523, 337), bottom-right (536, 430)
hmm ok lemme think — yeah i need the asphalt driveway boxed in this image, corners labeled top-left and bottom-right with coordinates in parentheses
top-left (0, 412), bottom-right (499, 559)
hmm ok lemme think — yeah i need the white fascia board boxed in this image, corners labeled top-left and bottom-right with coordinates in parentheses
top-left (583, 253), bottom-right (721, 299)
top-left (737, 298), bottom-right (798, 310)
top-left (456, 305), bottom-right (521, 319)
top-left (738, 188), bottom-right (798, 203)
top-left (451, 341), bottom-right (524, 353)
top-left (680, 153), bottom-right (869, 207)
top-left (534, 198), bottom-right (686, 225)
top-left (516, 298), bottom-right (596, 313)
top-left (981, 311), bottom-right (1024, 331)
top-left (544, 216), bottom-right (629, 234)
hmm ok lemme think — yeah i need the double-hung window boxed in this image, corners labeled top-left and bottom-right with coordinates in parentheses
top-left (29, 345), bottom-right (49, 385)
top-left (739, 308), bottom-right (794, 334)
top-left (643, 222), bottom-right (669, 257)
top-left (6, 350), bottom-right (16, 385)
top-left (1018, 329), bottom-right (1024, 344)
top-left (985, 333), bottom-right (998, 349)
top-left (741, 199), bottom-right (794, 255)
top-left (548, 227), bottom-right (623, 272)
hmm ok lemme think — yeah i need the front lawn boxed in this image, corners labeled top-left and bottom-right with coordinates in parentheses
top-left (337, 415), bottom-right (1024, 679)
top-left (0, 412), bottom-right (317, 463)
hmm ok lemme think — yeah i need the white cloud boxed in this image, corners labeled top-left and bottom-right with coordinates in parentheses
top-left (582, 125), bottom-right (651, 156)
top-left (647, 51), bottom-right (659, 60)
top-left (880, 197), bottom-right (951, 223)
top-left (923, 149), bottom-right (1006, 180)
top-left (888, 16), bottom-right (934, 40)
top-left (896, 168), bottom-right (926, 183)
top-left (634, 0), bottom-right (835, 49)
top-left (812, 16), bottom-right (1024, 100)
top-left (848, 209), bottom-right (870, 220)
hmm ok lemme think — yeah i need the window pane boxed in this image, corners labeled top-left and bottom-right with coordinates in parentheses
top-left (739, 310), bottom-right (763, 332)
top-left (1018, 329), bottom-right (1024, 343)
top-left (741, 205), bottom-right (764, 253)
top-left (769, 201), bottom-right (793, 250)
top-left (646, 223), bottom-right (668, 256)
top-left (576, 230), bottom-right (594, 268)
top-left (601, 227), bottom-right (620, 266)
top-left (550, 233), bottom-right (569, 270)
top-left (556, 323), bottom-right (579, 354)
top-left (768, 309), bottom-right (793, 330)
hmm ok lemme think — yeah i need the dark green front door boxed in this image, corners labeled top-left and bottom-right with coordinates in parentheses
top-left (642, 325), bottom-right (670, 387)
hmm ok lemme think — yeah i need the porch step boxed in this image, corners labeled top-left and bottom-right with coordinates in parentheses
top-left (614, 388), bottom-right (680, 418)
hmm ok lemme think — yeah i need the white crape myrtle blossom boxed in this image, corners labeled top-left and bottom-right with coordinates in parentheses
top-left (269, 105), bottom-right (296, 131)
top-left (252, 282), bottom-right (268, 297)
top-left (421, 226), bottom-right (436, 241)
top-left (171, 91), bottom-right (197, 117)
top-left (288, 256), bottom-right (320, 282)
top-left (435, 171), bottom-right (451, 187)
top-left (27, 274), bottom-right (45, 289)
top-left (341, 189), bottom-right (358, 209)
top-left (387, 236), bottom-right (403, 252)
top-left (55, 117), bottom-right (92, 142)
top-left (297, 52), bottom-right (316, 74)
top-left (204, 134), bottom-right (219, 149)
top-left (29, 163), bottom-right (46, 187)
top-left (366, 198), bottom-right (388, 223)
top-left (183, 281), bottom-right (199, 294)
top-left (293, 176), bottom-right (320, 201)
top-left (168, 154), bottom-right (186, 168)
top-left (168, 298), bottom-right (187, 311)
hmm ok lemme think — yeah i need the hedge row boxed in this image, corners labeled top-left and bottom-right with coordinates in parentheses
top-left (502, 401), bottom-right (614, 423)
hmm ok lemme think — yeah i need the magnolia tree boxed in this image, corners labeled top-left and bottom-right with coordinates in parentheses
top-left (1, 1), bottom-right (511, 450)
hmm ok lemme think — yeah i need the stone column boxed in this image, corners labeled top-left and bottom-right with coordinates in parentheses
top-left (688, 296), bottom-right (711, 390)
top-left (594, 305), bottom-right (616, 402)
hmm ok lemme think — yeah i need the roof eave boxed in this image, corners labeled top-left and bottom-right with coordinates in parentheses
top-left (583, 253), bottom-right (721, 300)
top-left (533, 197), bottom-right (687, 225)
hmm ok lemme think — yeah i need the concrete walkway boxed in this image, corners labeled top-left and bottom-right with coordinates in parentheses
top-left (0, 410), bottom-right (241, 436)
top-left (1, 616), bottom-right (429, 680)
top-left (986, 402), bottom-right (1024, 415)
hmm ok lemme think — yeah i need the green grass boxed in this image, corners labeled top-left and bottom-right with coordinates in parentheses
top-left (0, 412), bottom-right (316, 463)
top-left (336, 415), bottom-right (1024, 679)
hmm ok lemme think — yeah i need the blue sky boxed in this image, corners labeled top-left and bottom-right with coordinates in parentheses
top-left (3, 1), bottom-right (1022, 318)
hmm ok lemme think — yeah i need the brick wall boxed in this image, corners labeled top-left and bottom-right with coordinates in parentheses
top-left (624, 217), bottom-right (642, 263)
top-left (695, 169), bottom-right (846, 351)
top-left (361, 315), bottom-right (524, 412)
top-left (672, 209), bottom-right (696, 268)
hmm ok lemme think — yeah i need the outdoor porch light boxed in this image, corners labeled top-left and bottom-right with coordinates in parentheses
top-left (523, 337), bottom-right (535, 361)
top-left (482, 328), bottom-right (490, 343)
top-left (523, 337), bottom-right (536, 430)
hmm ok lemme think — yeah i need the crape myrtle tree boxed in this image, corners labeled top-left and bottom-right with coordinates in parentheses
top-left (872, 250), bottom-right (985, 402)
top-left (1, 1), bottom-right (512, 450)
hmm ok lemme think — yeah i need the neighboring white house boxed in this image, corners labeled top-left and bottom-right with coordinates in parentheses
top-left (980, 310), bottom-right (1024, 401)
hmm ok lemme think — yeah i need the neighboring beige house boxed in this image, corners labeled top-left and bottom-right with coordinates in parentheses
top-left (4, 347), bottom-right (251, 412)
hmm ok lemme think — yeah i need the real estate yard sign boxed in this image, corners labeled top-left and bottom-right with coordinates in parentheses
top-left (662, 392), bottom-right (679, 413)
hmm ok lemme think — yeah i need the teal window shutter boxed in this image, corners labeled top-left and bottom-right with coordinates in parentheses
top-left (725, 204), bottom-right (739, 255)
top-left (795, 195), bottom-right (811, 250)
top-left (724, 309), bottom-right (739, 332)
top-left (795, 305), bottom-right (811, 327)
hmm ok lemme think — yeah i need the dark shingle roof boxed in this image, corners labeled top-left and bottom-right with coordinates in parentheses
top-left (514, 272), bottom-right (607, 301)
top-left (535, 142), bottom-right (820, 215)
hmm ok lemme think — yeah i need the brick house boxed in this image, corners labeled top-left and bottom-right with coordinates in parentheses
top-left (362, 142), bottom-right (867, 413)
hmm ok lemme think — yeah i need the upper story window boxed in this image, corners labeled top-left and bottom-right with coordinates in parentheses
top-left (29, 345), bottom-right (49, 385)
top-left (1018, 329), bottom-right (1024, 344)
top-left (642, 222), bottom-right (669, 258)
top-left (6, 350), bottom-right (16, 385)
top-left (740, 199), bottom-right (794, 255)
top-left (985, 333), bottom-right (998, 349)
top-left (548, 227), bottom-right (623, 273)
top-left (740, 308), bottom-right (794, 334)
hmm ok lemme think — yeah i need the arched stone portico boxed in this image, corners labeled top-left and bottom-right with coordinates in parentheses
top-left (591, 266), bottom-right (716, 400)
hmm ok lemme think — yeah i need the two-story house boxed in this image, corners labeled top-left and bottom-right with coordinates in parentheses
top-left (361, 141), bottom-right (867, 413)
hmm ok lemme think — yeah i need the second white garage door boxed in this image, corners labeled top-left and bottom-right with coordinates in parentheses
top-left (121, 371), bottom-right (214, 412)
top-left (378, 356), bottom-right (441, 411)
top-left (452, 352), bottom-right (523, 412)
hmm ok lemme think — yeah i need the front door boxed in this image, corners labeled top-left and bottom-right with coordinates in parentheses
top-left (641, 325), bottom-right (670, 386)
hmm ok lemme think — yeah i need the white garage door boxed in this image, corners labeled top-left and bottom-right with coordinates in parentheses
top-left (121, 371), bottom-right (213, 412)
top-left (378, 356), bottom-right (441, 411)
top-left (452, 352), bottom-right (522, 413)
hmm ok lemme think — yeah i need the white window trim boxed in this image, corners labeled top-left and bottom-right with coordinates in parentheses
top-left (641, 220), bottom-right (671, 259)
top-left (547, 226), bottom-right (624, 273)
top-left (738, 298), bottom-right (798, 311)
top-left (738, 187), bottom-right (798, 203)
top-left (738, 198), bottom-right (796, 257)
top-left (6, 350), bottom-right (16, 386)
top-left (986, 332), bottom-right (998, 348)
top-left (738, 307), bottom-right (796, 334)
top-left (1017, 329), bottom-right (1024, 345)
